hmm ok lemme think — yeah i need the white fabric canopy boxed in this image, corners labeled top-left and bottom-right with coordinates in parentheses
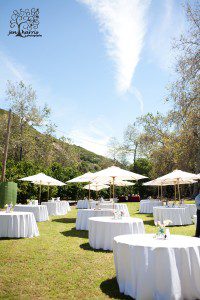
top-left (83, 183), bottom-right (109, 191)
top-left (92, 166), bottom-right (147, 181)
top-left (154, 169), bottom-right (199, 185)
top-left (67, 172), bottom-right (96, 183)
top-left (89, 166), bottom-right (146, 199)
top-left (19, 173), bottom-right (66, 186)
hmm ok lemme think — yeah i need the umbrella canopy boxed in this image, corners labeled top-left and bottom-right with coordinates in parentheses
top-left (93, 166), bottom-right (147, 181)
top-left (155, 169), bottom-right (199, 184)
top-left (67, 172), bottom-right (97, 200)
top-left (151, 170), bottom-right (199, 202)
top-left (19, 173), bottom-right (65, 201)
top-left (92, 178), bottom-right (135, 187)
top-left (84, 183), bottom-right (109, 191)
top-left (92, 166), bottom-right (147, 199)
top-left (143, 178), bottom-right (197, 186)
top-left (19, 173), bottom-right (66, 186)
top-left (67, 172), bottom-right (96, 183)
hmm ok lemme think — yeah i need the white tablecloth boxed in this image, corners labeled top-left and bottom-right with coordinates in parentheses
top-left (153, 206), bottom-right (192, 225)
top-left (89, 217), bottom-right (145, 250)
top-left (41, 202), bottom-right (68, 216)
top-left (90, 203), bottom-right (130, 217)
top-left (77, 200), bottom-right (89, 209)
top-left (194, 215), bottom-right (197, 225)
top-left (113, 234), bottom-right (200, 300)
top-left (182, 204), bottom-right (196, 217)
top-left (139, 200), bottom-right (162, 214)
top-left (14, 205), bottom-right (49, 222)
top-left (55, 201), bottom-right (71, 213)
top-left (0, 212), bottom-right (39, 238)
top-left (76, 209), bottom-right (114, 230)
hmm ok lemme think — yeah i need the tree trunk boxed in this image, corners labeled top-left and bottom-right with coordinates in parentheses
top-left (16, 24), bottom-right (23, 37)
top-left (1, 110), bottom-right (12, 182)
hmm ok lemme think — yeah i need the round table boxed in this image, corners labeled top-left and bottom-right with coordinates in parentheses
top-left (76, 209), bottom-right (114, 230)
top-left (113, 234), bottom-right (200, 300)
top-left (0, 212), bottom-right (39, 238)
top-left (90, 203), bottom-right (130, 217)
top-left (14, 204), bottom-right (49, 222)
top-left (41, 202), bottom-right (68, 216)
top-left (54, 201), bottom-right (71, 213)
top-left (182, 204), bottom-right (196, 218)
top-left (77, 200), bottom-right (89, 209)
top-left (153, 206), bottom-right (192, 225)
top-left (89, 217), bottom-right (145, 250)
top-left (139, 200), bottom-right (162, 214)
top-left (194, 215), bottom-right (197, 225)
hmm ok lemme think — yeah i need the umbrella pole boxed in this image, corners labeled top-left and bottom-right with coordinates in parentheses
top-left (174, 184), bottom-right (176, 204)
top-left (47, 184), bottom-right (50, 200)
top-left (89, 183), bottom-right (90, 201)
top-left (39, 183), bottom-right (41, 204)
top-left (112, 177), bottom-right (115, 209)
top-left (178, 181), bottom-right (181, 204)
top-left (161, 185), bottom-right (163, 205)
top-left (158, 186), bottom-right (159, 198)
top-left (110, 184), bottom-right (111, 200)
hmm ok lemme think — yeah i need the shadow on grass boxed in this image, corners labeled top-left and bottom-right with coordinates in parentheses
top-left (143, 219), bottom-right (155, 226)
top-left (80, 242), bottom-right (112, 253)
top-left (61, 227), bottom-right (88, 239)
top-left (100, 277), bottom-right (133, 299)
top-left (52, 218), bottom-right (76, 224)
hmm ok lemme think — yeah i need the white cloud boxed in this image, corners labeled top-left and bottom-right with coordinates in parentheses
top-left (148, 0), bottom-right (186, 72)
top-left (78, 0), bottom-right (151, 93)
top-left (66, 117), bottom-right (113, 156)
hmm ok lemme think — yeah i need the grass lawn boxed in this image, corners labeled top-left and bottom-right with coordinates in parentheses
top-left (0, 201), bottom-right (196, 299)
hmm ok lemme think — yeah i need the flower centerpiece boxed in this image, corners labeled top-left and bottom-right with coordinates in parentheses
top-left (154, 219), bottom-right (172, 239)
top-left (4, 203), bottom-right (13, 213)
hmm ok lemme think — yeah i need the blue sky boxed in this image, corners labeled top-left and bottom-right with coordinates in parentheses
top-left (0, 0), bottom-right (188, 156)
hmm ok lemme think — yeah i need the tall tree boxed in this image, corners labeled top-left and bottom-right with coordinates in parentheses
top-left (6, 81), bottom-right (50, 161)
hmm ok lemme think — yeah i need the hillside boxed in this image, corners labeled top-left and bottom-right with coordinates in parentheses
top-left (0, 108), bottom-right (114, 173)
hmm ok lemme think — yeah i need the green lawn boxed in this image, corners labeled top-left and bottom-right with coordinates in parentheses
top-left (0, 202), bottom-right (196, 299)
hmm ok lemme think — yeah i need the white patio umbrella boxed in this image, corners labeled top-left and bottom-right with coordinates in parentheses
top-left (19, 173), bottom-right (65, 202)
top-left (143, 178), bottom-right (197, 200)
top-left (67, 172), bottom-right (97, 200)
top-left (153, 170), bottom-right (199, 202)
top-left (84, 183), bottom-right (109, 200)
top-left (92, 166), bottom-right (147, 200)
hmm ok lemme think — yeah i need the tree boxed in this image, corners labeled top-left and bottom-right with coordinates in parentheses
top-left (6, 81), bottom-right (51, 161)
top-left (10, 8), bottom-right (39, 37)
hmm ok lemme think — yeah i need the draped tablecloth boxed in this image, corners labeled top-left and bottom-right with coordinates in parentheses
top-left (14, 204), bottom-right (49, 222)
top-left (194, 215), bottom-right (197, 225)
top-left (182, 204), bottom-right (196, 218)
top-left (76, 209), bottom-right (114, 230)
top-left (55, 201), bottom-right (71, 213)
top-left (113, 234), bottom-right (200, 300)
top-left (0, 212), bottom-right (39, 238)
top-left (139, 200), bottom-right (162, 214)
top-left (77, 200), bottom-right (89, 209)
top-left (90, 203), bottom-right (130, 217)
top-left (153, 206), bottom-right (192, 226)
top-left (89, 217), bottom-right (145, 251)
top-left (41, 202), bottom-right (68, 216)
